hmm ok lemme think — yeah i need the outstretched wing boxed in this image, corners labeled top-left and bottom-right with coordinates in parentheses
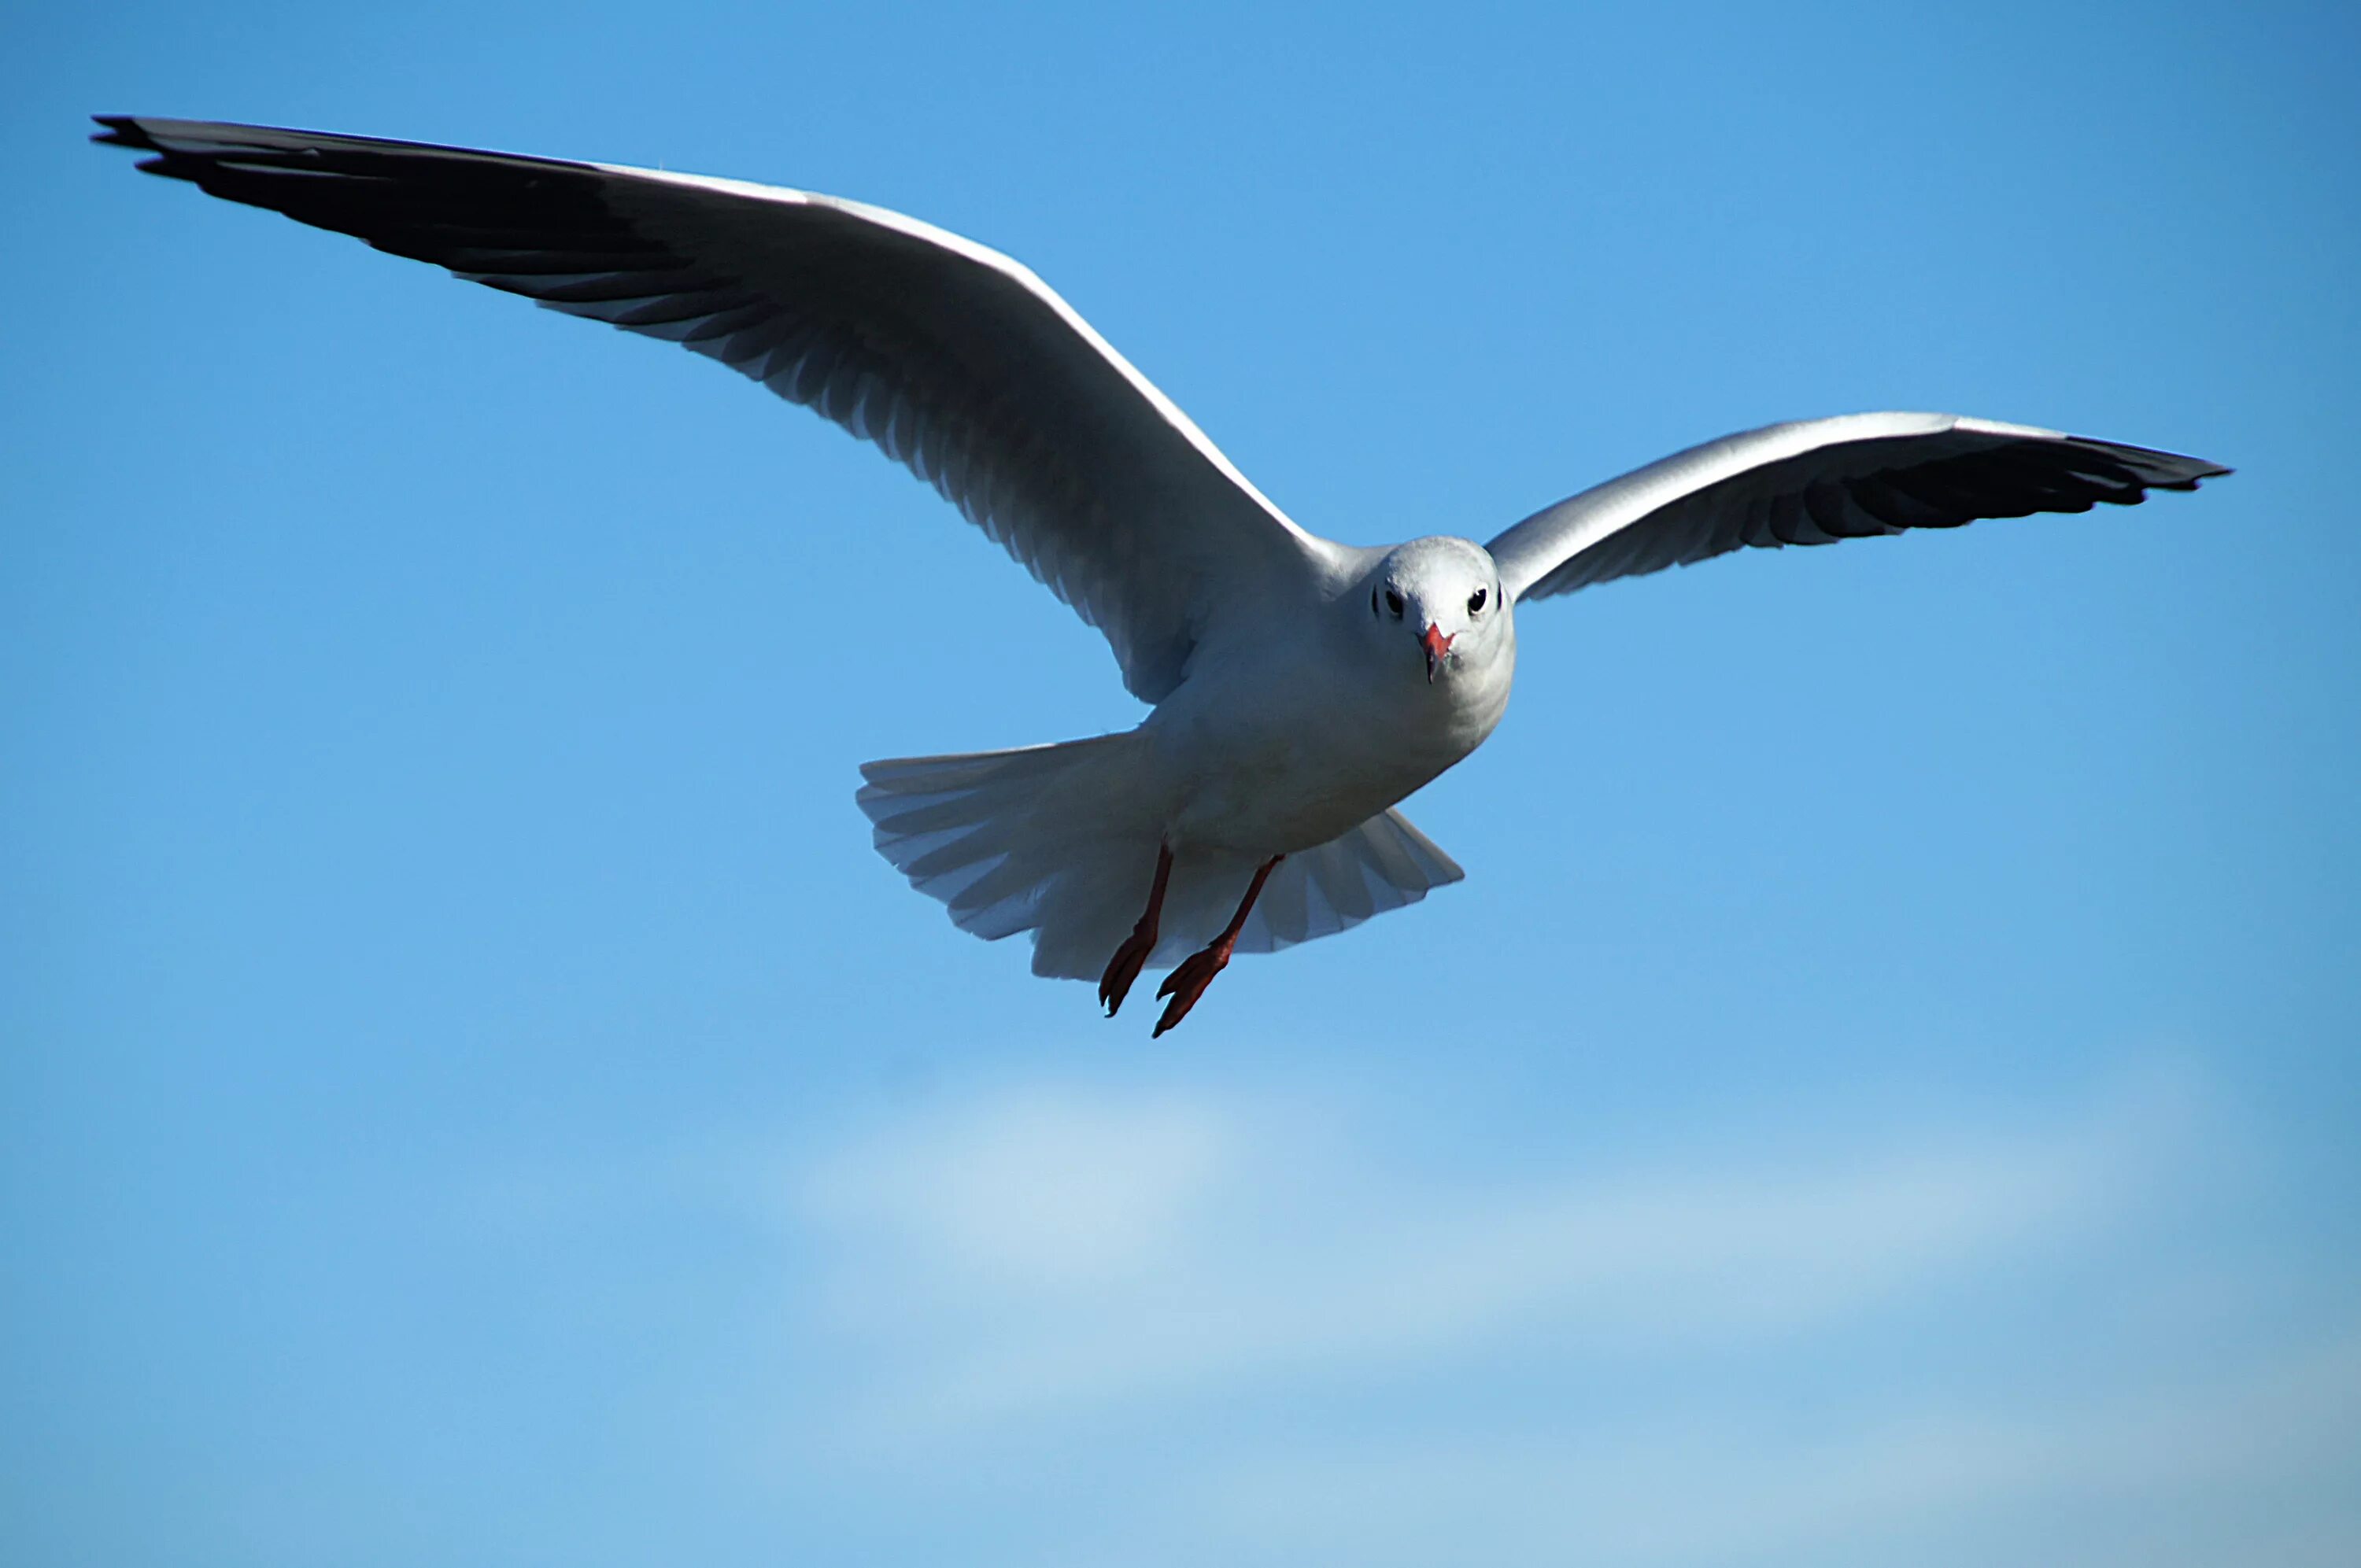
top-left (96, 116), bottom-right (1339, 703)
top-left (1487, 412), bottom-right (2228, 604)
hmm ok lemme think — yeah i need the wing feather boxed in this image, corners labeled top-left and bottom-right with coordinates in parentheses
top-left (96, 115), bottom-right (1342, 702)
top-left (1488, 412), bottom-right (2226, 603)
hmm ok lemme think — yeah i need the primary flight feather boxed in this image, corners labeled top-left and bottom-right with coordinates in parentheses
top-left (96, 116), bottom-right (2230, 1035)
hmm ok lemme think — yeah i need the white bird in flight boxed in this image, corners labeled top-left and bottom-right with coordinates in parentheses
top-left (98, 116), bottom-right (2230, 1035)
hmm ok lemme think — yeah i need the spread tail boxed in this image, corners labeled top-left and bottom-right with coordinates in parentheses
top-left (857, 735), bottom-right (1465, 980)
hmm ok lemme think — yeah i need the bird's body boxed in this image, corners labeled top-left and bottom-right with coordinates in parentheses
top-left (855, 536), bottom-right (1511, 1002)
top-left (98, 116), bottom-right (2228, 1032)
top-left (1144, 540), bottom-right (1515, 858)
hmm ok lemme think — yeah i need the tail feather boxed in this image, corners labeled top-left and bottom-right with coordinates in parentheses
top-left (1235, 810), bottom-right (1463, 956)
top-left (857, 734), bottom-right (1464, 980)
top-left (859, 733), bottom-right (1158, 977)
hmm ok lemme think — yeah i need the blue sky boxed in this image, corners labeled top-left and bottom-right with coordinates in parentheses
top-left (6, 2), bottom-right (2358, 1563)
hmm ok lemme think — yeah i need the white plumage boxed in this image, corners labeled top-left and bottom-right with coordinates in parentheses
top-left (98, 116), bottom-right (2230, 1032)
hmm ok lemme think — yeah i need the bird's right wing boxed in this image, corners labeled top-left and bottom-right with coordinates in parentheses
top-left (97, 116), bottom-right (1343, 703)
top-left (1487, 412), bottom-right (2229, 604)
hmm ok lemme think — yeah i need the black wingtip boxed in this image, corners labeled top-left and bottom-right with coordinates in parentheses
top-left (91, 114), bottom-right (181, 176)
top-left (91, 113), bottom-right (152, 148)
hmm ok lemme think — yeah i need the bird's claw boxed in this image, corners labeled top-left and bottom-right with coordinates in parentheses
top-left (1099, 924), bottom-right (1156, 1016)
top-left (1151, 943), bottom-right (1232, 1037)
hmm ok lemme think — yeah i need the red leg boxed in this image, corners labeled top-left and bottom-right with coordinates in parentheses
top-left (1152, 854), bottom-right (1284, 1038)
top-left (1099, 843), bottom-right (1174, 1017)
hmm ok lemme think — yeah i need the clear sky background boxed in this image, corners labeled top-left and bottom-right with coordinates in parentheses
top-left (7, 3), bottom-right (2358, 1564)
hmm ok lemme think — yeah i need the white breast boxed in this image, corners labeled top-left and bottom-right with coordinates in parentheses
top-left (1145, 607), bottom-right (1515, 856)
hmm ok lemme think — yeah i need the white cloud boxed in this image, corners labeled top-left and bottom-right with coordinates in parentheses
top-left (797, 1084), bottom-right (1236, 1290)
top-left (467, 1062), bottom-right (2359, 1565)
top-left (779, 1072), bottom-right (2196, 1443)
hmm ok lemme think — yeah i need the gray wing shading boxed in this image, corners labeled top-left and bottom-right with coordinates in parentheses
top-left (1487, 411), bottom-right (2229, 604)
top-left (95, 116), bottom-right (1338, 703)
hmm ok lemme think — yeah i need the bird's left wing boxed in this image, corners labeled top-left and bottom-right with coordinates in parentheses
top-left (96, 116), bottom-right (1341, 703)
top-left (1486, 411), bottom-right (2228, 605)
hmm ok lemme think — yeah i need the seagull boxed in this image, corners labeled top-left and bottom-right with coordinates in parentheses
top-left (97, 116), bottom-right (2230, 1035)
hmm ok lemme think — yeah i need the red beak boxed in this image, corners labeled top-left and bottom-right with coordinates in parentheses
top-left (1419, 623), bottom-right (1455, 682)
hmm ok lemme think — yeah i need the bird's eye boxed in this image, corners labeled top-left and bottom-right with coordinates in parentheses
top-left (1384, 588), bottom-right (1405, 618)
top-left (1468, 587), bottom-right (1488, 614)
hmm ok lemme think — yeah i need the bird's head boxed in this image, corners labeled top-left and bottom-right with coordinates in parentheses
top-left (1363, 536), bottom-right (1513, 687)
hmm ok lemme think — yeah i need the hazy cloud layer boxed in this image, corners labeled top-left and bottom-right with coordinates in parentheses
top-left (472, 1068), bottom-right (2359, 1564)
top-left (788, 1075), bottom-right (2184, 1438)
